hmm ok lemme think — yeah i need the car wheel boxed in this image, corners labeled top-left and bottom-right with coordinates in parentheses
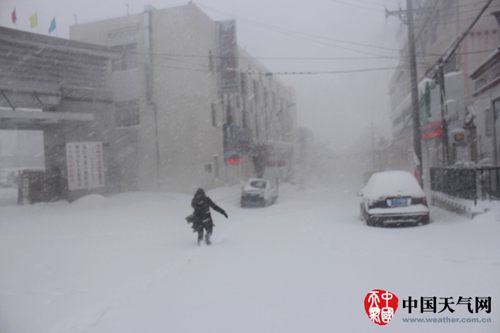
top-left (366, 214), bottom-right (382, 227)
top-left (419, 214), bottom-right (430, 226)
top-left (366, 214), bottom-right (375, 226)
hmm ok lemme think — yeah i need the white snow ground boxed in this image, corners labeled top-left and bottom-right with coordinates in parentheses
top-left (0, 184), bottom-right (499, 333)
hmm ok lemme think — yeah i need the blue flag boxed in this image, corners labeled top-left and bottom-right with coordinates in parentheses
top-left (48, 17), bottom-right (56, 33)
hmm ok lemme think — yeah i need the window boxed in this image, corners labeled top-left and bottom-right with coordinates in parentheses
top-left (255, 113), bottom-right (260, 139)
top-left (253, 80), bottom-right (259, 103)
top-left (112, 44), bottom-right (138, 71)
top-left (240, 73), bottom-right (247, 96)
top-left (226, 104), bottom-right (233, 124)
top-left (430, 9), bottom-right (439, 44)
top-left (485, 108), bottom-right (493, 137)
top-left (208, 50), bottom-right (214, 72)
top-left (242, 109), bottom-right (248, 128)
top-left (115, 100), bottom-right (140, 127)
top-left (211, 103), bottom-right (217, 127)
top-left (213, 155), bottom-right (220, 179)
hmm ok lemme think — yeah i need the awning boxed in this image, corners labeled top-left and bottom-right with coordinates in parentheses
top-left (0, 107), bottom-right (94, 130)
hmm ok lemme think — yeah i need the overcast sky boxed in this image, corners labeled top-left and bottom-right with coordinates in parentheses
top-left (1, 0), bottom-right (404, 153)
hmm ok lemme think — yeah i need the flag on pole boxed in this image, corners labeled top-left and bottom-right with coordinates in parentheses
top-left (29, 13), bottom-right (38, 29)
top-left (11, 8), bottom-right (17, 24)
top-left (48, 17), bottom-right (56, 33)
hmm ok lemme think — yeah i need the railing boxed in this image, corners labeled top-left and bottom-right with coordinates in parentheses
top-left (430, 166), bottom-right (500, 201)
top-left (476, 167), bottom-right (500, 200)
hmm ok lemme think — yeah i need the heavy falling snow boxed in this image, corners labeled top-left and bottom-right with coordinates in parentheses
top-left (0, 183), bottom-right (499, 333)
top-left (1, 0), bottom-right (500, 332)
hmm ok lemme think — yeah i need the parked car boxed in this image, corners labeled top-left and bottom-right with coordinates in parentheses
top-left (241, 178), bottom-right (278, 207)
top-left (359, 170), bottom-right (430, 226)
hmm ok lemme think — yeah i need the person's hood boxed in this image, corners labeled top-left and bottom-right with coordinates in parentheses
top-left (194, 188), bottom-right (206, 199)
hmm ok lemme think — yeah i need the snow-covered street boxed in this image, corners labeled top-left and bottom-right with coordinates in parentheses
top-left (0, 184), bottom-right (499, 333)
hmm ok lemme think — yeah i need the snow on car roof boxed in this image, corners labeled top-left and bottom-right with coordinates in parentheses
top-left (364, 170), bottom-right (424, 200)
top-left (243, 178), bottom-right (269, 191)
top-left (247, 178), bottom-right (267, 182)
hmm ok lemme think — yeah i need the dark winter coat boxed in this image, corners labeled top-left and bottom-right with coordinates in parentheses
top-left (190, 188), bottom-right (227, 231)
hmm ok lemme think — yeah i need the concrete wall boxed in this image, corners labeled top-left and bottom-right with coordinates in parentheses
top-left (43, 89), bottom-right (117, 200)
top-left (150, 4), bottom-right (224, 193)
top-left (71, 13), bottom-right (160, 191)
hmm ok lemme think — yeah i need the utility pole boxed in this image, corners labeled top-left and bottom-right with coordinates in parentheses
top-left (387, 0), bottom-right (423, 186)
top-left (371, 121), bottom-right (376, 170)
top-left (406, 0), bottom-right (422, 186)
top-left (437, 59), bottom-right (449, 166)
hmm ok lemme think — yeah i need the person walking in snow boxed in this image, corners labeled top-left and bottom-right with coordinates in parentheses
top-left (189, 188), bottom-right (228, 245)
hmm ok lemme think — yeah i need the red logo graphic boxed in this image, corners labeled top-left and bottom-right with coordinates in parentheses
top-left (364, 289), bottom-right (399, 325)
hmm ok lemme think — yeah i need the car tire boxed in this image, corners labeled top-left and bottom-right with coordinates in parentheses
top-left (419, 214), bottom-right (430, 226)
top-left (366, 214), bottom-right (383, 227)
top-left (366, 214), bottom-right (375, 226)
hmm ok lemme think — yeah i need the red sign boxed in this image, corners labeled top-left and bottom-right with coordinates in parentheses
top-left (227, 156), bottom-right (240, 165)
top-left (421, 120), bottom-right (443, 140)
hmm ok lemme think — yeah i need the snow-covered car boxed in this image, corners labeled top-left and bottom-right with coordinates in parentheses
top-left (359, 170), bottom-right (429, 226)
top-left (241, 178), bottom-right (278, 207)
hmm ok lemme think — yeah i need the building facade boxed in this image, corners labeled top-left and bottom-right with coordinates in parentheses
top-left (388, 0), bottom-right (500, 186)
top-left (70, 3), bottom-right (297, 193)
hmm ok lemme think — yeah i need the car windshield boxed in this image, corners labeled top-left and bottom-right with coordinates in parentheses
top-left (249, 180), bottom-right (267, 189)
top-left (1, 0), bottom-right (498, 331)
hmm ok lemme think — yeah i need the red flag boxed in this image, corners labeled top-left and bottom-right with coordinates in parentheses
top-left (11, 8), bottom-right (17, 24)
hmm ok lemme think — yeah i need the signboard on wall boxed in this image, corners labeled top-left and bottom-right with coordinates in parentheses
top-left (218, 20), bottom-right (239, 93)
top-left (223, 124), bottom-right (253, 165)
top-left (66, 142), bottom-right (105, 190)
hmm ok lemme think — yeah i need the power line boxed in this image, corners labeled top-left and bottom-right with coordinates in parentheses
top-left (195, 2), bottom-right (401, 56)
top-left (414, 3), bottom-right (500, 22)
top-left (133, 50), bottom-right (402, 61)
top-left (264, 66), bottom-right (399, 75)
top-left (129, 48), bottom-right (497, 71)
top-left (138, 58), bottom-right (399, 76)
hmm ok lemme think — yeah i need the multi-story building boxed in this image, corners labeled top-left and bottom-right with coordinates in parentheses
top-left (388, 0), bottom-right (500, 184)
top-left (70, 3), bottom-right (296, 193)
